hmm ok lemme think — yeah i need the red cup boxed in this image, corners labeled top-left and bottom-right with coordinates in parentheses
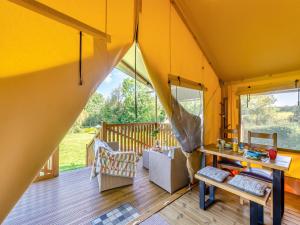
top-left (268, 148), bottom-right (277, 160)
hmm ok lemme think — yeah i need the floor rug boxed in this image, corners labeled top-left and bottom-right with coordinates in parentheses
top-left (91, 203), bottom-right (140, 225)
top-left (140, 214), bottom-right (169, 225)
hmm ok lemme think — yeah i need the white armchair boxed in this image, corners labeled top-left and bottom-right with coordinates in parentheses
top-left (91, 141), bottom-right (138, 192)
top-left (149, 147), bottom-right (189, 193)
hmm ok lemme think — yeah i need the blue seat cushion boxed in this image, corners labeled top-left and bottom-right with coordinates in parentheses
top-left (240, 168), bottom-right (273, 183)
top-left (218, 158), bottom-right (244, 168)
top-left (198, 166), bottom-right (230, 183)
top-left (228, 175), bottom-right (268, 196)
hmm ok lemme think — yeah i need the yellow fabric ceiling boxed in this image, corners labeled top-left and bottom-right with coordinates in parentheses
top-left (174, 0), bottom-right (300, 81)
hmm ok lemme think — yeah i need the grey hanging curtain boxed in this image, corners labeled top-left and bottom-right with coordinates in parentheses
top-left (170, 95), bottom-right (202, 153)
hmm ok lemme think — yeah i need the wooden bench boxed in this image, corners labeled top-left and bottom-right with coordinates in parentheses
top-left (195, 173), bottom-right (272, 225)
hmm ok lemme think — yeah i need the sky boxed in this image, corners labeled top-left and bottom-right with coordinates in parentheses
top-left (273, 92), bottom-right (298, 107)
top-left (96, 68), bottom-right (127, 98)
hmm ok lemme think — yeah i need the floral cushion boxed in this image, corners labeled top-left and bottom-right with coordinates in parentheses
top-left (91, 140), bottom-right (139, 179)
top-left (198, 166), bottom-right (230, 182)
top-left (228, 175), bottom-right (267, 196)
top-left (98, 148), bottom-right (139, 178)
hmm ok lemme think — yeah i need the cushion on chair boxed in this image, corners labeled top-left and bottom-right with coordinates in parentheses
top-left (218, 158), bottom-right (244, 168)
top-left (198, 166), bottom-right (230, 182)
top-left (99, 152), bottom-right (138, 178)
top-left (240, 168), bottom-right (273, 183)
top-left (228, 175), bottom-right (268, 196)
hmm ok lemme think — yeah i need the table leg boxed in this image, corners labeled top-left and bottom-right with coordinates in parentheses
top-left (199, 153), bottom-right (217, 210)
top-left (199, 180), bottom-right (206, 209)
top-left (212, 155), bottom-right (217, 167)
top-left (281, 170), bottom-right (285, 217)
top-left (250, 201), bottom-right (264, 225)
top-left (209, 185), bottom-right (215, 202)
top-left (199, 180), bottom-right (215, 210)
top-left (201, 152), bottom-right (206, 168)
top-left (273, 169), bottom-right (284, 225)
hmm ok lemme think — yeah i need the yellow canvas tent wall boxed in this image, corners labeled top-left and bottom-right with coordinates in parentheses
top-left (1, 0), bottom-right (300, 222)
top-left (224, 71), bottom-right (300, 180)
top-left (169, 0), bottom-right (300, 186)
top-left (138, 0), bottom-right (221, 145)
top-left (0, 0), bottom-right (136, 221)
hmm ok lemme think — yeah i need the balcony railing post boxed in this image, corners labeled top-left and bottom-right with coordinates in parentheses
top-left (101, 122), bottom-right (107, 141)
top-left (52, 147), bottom-right (59, 177)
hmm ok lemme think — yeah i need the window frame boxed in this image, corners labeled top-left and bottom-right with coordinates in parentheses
top-left (169, 75), bottom-right (206, 146)
top-left (238, 92), bottom-right (300, 153)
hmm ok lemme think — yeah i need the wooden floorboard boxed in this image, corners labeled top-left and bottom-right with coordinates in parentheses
top-left (159, 186), bottom-right (300, 225)
top-left (4, 161), bottom-right (300, 225)
top-left (3, 161), bottom-right (170, 225)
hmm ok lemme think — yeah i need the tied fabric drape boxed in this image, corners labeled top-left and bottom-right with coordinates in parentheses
top-left (170, 96), bottom-right (202, 153)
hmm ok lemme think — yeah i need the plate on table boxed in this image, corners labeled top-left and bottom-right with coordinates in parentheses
top-left (245, 150), bottom-right (268, 160)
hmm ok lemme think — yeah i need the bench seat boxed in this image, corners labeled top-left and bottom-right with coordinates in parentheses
top-left (195, 173), bottom-right (271, 206)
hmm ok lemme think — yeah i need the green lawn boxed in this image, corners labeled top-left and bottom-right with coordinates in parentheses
top-left (59, 132), bottom-right (95, 172)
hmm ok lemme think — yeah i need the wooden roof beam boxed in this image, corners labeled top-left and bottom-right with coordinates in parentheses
top-left (8, 0), bottom-right (111, 42)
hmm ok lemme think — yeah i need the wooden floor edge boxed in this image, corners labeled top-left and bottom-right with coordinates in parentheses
top-left (128, 184), bottom-right (197, 225)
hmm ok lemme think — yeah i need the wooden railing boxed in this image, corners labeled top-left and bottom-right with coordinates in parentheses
top-left (86, 122), bottom-right (179, 166)
top-left (156, 123), bottom-right (178, 147)
top-left (35, 148), bottom-right (59, 182)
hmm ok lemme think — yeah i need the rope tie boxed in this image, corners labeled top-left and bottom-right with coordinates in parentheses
top-left (246, 86), bottom-right (251, 108)
top-left (79, 31), bottom-right (83, 86)
top-left (295, 80), bottom-right (299, 106)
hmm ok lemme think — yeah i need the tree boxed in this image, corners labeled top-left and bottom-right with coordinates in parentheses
top-left (102, 88), bottom-right (124, 123)
top-left (71, 77), bottom-right (167, 131)
top-left (291, 106), bottom-right (300, 122)
top-left (82, 92), bottom-right (105, 127)
top-left (101, 78), bottom-right (166, 124)
top-left (241, 94), bottom-right (277, 125)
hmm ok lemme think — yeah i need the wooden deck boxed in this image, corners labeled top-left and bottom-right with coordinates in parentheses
top-left (159, 186), bottom-right (300, 225)
top-left (4, 160), bottom-right (300, 225)
top-left (3, 162), bottom-right (170, 225)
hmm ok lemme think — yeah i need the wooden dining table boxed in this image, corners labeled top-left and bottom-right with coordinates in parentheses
top-left (198, 144), bottom-right (292, 225)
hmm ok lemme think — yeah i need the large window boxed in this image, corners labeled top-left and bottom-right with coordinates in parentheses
top-left (240, 90), bottom-right (300, 150)
top-left (171, 86), bottom-right (203, 121)
top-left (171, 86), bottom-right (203, 117)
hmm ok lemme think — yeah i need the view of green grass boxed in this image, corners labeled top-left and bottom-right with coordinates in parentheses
top-left (241, 93), bottom-right (300, 150)
top-left (58, 76), bottom-right (166, 172)
top-left (59, 132), bottom-right (95, 172)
